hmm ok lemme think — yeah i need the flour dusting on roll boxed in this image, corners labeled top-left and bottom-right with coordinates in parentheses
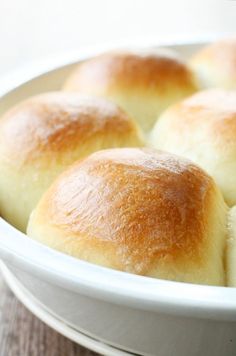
top-left (27, 148), bottom-right (227, 286)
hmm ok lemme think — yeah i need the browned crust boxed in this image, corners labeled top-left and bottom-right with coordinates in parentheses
top-left (191, 38), bottom-right (236, 78)
top-left (165, 89), bottom-right (236, 148)
top-left (36, 148), bottom-right (215, 275)
top-left (64, 52), bottom-right (198, 94)
top-left (0, 92), bottom-right (141, 166)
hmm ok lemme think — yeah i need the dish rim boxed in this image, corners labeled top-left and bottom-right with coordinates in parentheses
top-left (1, 34), bottom-right (236, 321)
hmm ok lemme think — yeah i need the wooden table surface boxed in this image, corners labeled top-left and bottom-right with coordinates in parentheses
top-left (0, 272), bottom-right (99, 356)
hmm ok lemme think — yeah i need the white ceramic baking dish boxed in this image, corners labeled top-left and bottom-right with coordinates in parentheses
top-left (1, 37), bottom-right (236, 356)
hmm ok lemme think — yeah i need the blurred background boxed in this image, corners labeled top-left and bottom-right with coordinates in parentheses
top-left (1, 0), bottom-right (236, 78)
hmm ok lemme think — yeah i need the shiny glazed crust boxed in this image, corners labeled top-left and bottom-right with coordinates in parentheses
top-left (27, 148), bottom-right (227, 286)
top-left (64, 51), bottom-right (197, 93)
top-left (63, 51), bottom-right (198, 131)
top-left (0, 92), bottom-right (143, 231)
top-left (151, 89), bottom-right (236, 206)
top-left (0, 92), bottom-right (142, 166)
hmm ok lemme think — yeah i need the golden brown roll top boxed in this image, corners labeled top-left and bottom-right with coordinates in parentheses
top-left (63, 50), bottom-right (199, 132)
top-left (151, 89), bottom-right (236, 207)
top-left (190, 38), bottom-right (236, 89)
top-left (0, 92), bottom-right (144, 231)
top-left (27, 148), bottom-right (227, 286)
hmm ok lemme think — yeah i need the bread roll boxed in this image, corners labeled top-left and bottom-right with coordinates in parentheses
top-left (190, 38), bottom-right (236, 89)
top-left (0, 92), bottom-right (143, 232)
top-left (63, 49), bottom-right (198, 132)
top-left (227, 206), bottom-right (236, 286)
top-left (27, 148), bottom-right (227, 286)
top-left (151, 89), bottom-right (236, 206)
